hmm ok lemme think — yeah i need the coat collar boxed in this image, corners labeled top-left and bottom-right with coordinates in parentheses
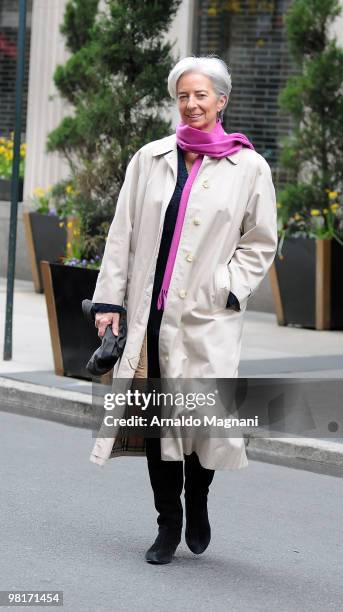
top-left (151, 134), bottom-right (241, 165)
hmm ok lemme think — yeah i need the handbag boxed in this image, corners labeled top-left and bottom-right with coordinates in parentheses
top-left (81, 299), bottom-right (127, 376)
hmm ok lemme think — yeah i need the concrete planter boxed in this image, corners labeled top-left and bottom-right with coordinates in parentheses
top-left (41, 261), bottom-right (104, 380)
top-left (269, 237), bottom-right (343, 330)
top-left (23, 211), bottom-right (78, 292)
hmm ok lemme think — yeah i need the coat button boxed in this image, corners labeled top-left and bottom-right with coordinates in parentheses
top-left (193, 217), bottom-right (201, 225)
top-left (186, 253), bottom-right (194, 262)
top-left (179, 289), bottom-right (187, 299)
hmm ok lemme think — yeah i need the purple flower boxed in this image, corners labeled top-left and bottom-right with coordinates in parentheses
top-left (48, 207), bottom-right (57, 216)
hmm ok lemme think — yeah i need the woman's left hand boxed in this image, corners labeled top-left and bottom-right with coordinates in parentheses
top-left (95, 312), bottom-right (120, 338)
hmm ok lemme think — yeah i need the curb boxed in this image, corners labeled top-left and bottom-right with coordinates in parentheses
top-left (1, 376), bottom-right (342, 476)
top-left (246, 435), bottom-right (343, 476)
top-left (0, 376), bottom-right (96, 429)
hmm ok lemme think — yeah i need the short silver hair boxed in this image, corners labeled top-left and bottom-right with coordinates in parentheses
top-left (167, 56), bottom-right (232, 120)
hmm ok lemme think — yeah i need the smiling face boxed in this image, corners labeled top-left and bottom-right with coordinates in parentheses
top-left (176, 72), bottom-right (227, 132)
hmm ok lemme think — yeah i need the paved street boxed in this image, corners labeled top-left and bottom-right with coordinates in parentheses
top-left (1, 411), bottom-right (342, 612)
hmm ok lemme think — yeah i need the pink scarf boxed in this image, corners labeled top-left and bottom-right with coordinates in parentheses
top-left (157, 121), bottom-right (255, 310)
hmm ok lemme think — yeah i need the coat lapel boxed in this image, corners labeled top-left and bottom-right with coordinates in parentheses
top-left (164, 147), bottom-right (178, 182)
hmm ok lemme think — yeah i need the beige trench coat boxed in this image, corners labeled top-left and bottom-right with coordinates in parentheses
top-left (89, 133), bottom-right (277, 470)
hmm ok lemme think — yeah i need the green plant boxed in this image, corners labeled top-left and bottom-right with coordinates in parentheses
top-left (277, 0), bottom-right (343, 253)
top-left (31, 187), bottom-right (52, 214)
top-left (31, 180), bottom-right (80, 218)
top-left (47, 0), bottom-right (181, 266)
top-left (50, 180), bottom-right (80, 218)
top-left (0, 133), bottom-right (26, 179)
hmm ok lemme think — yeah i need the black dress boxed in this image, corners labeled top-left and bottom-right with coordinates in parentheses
top-left (146, 146), bottom-right (189, 378)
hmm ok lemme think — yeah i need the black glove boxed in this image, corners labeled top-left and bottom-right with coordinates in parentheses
top-left (81, 299), bottom-right (127, 376)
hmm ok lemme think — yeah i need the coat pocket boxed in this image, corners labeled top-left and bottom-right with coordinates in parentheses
top-left (213, 264), bottom-right (231, 310)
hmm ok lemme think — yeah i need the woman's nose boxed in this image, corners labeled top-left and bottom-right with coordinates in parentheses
top-left (186, 95), bottom-right (198, 109)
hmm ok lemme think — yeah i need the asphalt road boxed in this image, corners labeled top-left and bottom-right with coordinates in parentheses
top-left (1, 411), bottom-right (342, 612)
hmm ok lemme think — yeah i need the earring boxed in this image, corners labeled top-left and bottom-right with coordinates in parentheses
top-left (216, 111), bottom-right (222, 123)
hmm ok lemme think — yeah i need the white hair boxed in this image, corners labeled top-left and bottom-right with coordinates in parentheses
top-left (167, 56), bottom-right (232, 120)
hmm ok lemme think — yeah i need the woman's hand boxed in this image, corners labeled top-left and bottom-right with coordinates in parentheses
top-left (95, 312), bottom-right (120, 338)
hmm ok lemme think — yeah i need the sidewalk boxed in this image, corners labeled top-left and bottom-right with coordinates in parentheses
top-left (1, 277), bottom-right (343, 476)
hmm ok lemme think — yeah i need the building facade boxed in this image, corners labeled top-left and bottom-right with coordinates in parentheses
top-left (1, 0), bottom-right (343, 195)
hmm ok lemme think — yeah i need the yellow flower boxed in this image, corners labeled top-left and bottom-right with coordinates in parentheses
top-left (67, 242), bottom-right (72, 248)
top-left (310, 209), bottom-right (320, 216)
top-left (328, 191), bottom-right (338, 200)
top-left (208, 7), bottom-right (217, 16)
top-left (323, 208), bottom-right (328, 214)
top-left (66, 185), bottom-right (74, 194)
top-left (0, 145), bottom-right (5, 154)
top-left (330, 203), bottom-right (339, 212)
top-left (0, 137), bottom-right (5, 144)
top-left (59, 222), bottom-right (64, 228)
top-left (6, 150), bottom-right (13, 160)
top-left (294, 213), bottom-right (302, 221)
top-left (33, 187), bottom-right (46, 198)
top-left (67, 221), bottom-right (73, 228)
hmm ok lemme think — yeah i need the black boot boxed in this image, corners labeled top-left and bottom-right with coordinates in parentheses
top-left (145, 437), bottom-right (183, 564)
top-left (184, 452), bottom-right (215, 555)
top-left (145, 525), bottom-right (182, 565)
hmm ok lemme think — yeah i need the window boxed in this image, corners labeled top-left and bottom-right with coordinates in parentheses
top-left (194, 0), bottom-right (297, 184)
top-left (0, 0), bottom-right (32, 137)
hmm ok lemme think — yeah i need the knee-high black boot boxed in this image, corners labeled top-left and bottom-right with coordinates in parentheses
top-left (184, 451), bottom-right (215, 554)
top-left (145, 437), bottom-right (184, 564)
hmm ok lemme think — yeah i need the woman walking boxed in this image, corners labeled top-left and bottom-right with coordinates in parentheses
top-left (90, 56), bottom-right (278, 564)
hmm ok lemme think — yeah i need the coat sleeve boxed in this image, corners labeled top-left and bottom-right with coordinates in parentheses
top-left (227, 156), bottom-right (278, 307)
top-left (91, 150), bottom-right (141, 306)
